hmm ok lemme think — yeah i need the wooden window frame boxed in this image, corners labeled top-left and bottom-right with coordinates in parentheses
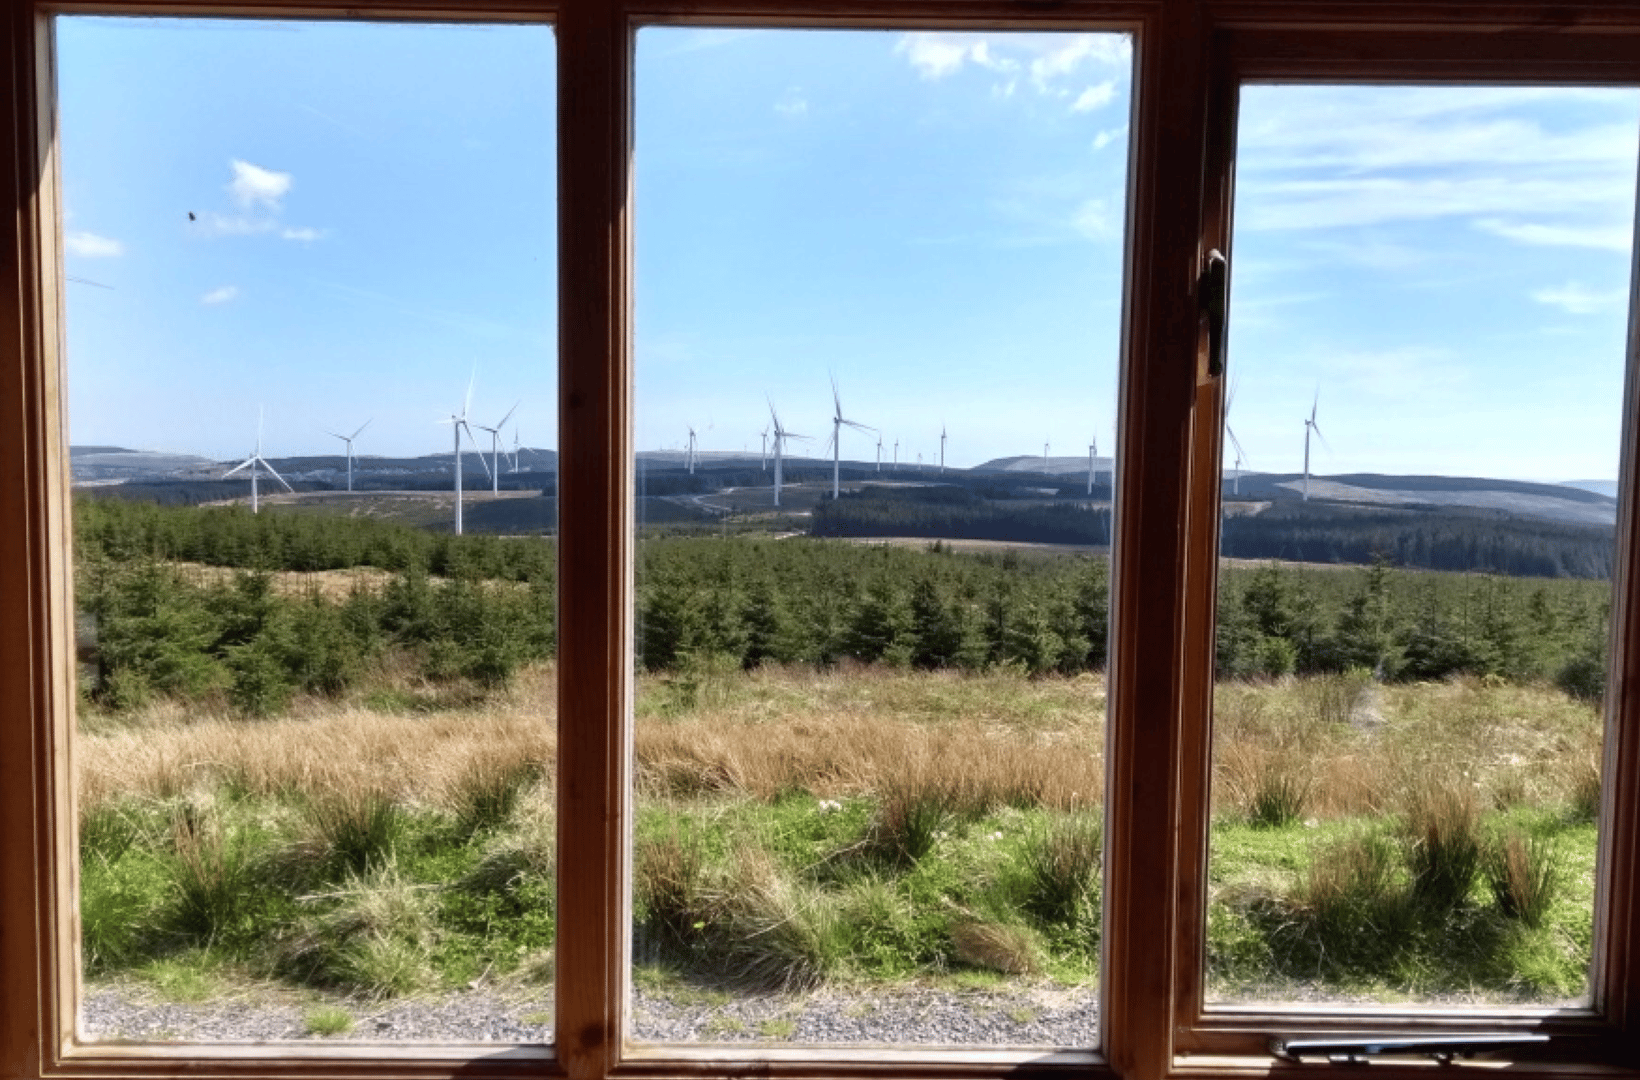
top-left (4, 4), bottom-right (1640, 1080)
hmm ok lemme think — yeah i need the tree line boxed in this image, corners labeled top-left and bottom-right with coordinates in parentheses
top-left (73, 499), bottom-right (1614, 719)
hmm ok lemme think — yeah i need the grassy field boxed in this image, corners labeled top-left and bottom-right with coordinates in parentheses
top-left (78, 661), bottom-right (1600, 1007)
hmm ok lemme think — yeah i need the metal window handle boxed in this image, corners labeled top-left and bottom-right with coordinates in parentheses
top-left (1271, 1034), bottom-right (1550, 1065)
top-left (1200, 248), bottom-right (1228, 377)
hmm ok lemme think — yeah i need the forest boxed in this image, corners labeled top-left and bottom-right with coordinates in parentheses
top-left (74, 497), bottom-right (1610, 720)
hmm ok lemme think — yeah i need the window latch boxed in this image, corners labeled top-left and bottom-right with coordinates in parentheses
top-left (1199, 248), bottom-right (1228, 378)
top-left (1271, 1034), bottom-right (1550, 1065)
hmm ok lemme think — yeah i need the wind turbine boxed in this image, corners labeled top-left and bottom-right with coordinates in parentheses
top-left (1044, 441), bottom-right (1051, 473)
top-left (768, 400), bottom-right (808, 507)
top-left (686, 425), bottom-right (698, 474)
top-left (876, 435), bottom-right (883, 473)
top-left (824, 377), bottom-right (876, 499)
top-left (441, 375), bottom-right (492, 535)
top-left (893, 439), bottom-right (899, 472)
top-left (225, 408), bottom-right (294, 514)
top-left (940, 425), bottom-right (947, 475)
top-left (474, 401), bottom-right (520, 495)
top-left (1302, 390), bottom-right (1327, 502)
top-left (1088, 435), bottom-right (1098, 496)
top-left (509, 431), bottom-right (521, 473)
top-left (760, 425), bottom-right (770, 472)
top-left (324, 418), bottom-right (371, 493)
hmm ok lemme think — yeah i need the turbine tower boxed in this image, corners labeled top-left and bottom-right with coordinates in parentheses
top-left (876, 435), bottom-right (882, 472)
top-left (760, 425), bottom-right (770, 472)
top-left (1044, 441), bottom-right (1051, 473)
top-left (768, 400), bottom-right (808, 507)
top-left (1227, 425), bottom-right (1247, 496)
top-left (1088, 435), bottom-right (1098, 496)
top-left (225, 408), bottom-right (294, 514)
top-left (475, 401), bottom-right (520, 496)
top-left (686, 426), bottom-right (697, 474)
top-left (825, 377), bottom-right (876, 499)
top-left (324, 418), bottom-right (371, 493)
top-left (441, 375), bottom-right (492, 535)
top-left (893, 439), bottom-right (899, 472)
top-left (1302, 391), bottom-right (1327, 502)
top-left (940, 425), bottom-right (947, 475)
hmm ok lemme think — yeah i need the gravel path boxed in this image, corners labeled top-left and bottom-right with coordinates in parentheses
top-left (82, 982), bottom-right (1098, 1047)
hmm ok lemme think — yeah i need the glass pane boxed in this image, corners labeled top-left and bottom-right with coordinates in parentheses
top-left (633, 28), bottom-right (1128, 1047)
top-left (62, 17), bottom-right (558, 1043)
top-left (1208, 84), bottom-right (1638, 1007)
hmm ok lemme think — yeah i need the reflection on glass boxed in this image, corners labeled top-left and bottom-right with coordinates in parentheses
top-left (1208, 84), bottom-right (1638, 1007)
top-left (62, 17), bottom-right (558, 1042)
top-left (633, 28), bottom-right (1128, 1046)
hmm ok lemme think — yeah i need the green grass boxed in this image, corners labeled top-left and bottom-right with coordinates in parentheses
top-left (304, 1005), bottom-right (355, 1036)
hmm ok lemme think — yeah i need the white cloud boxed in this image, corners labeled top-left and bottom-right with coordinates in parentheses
top-left (895, 33), bottom-right (1012, 80)
top-left (1092, 125), bottom-right (1126, 152)
top-left (65, 231), bottom-right (123, 257)
top-left (1029, 35), bottom-right (1130, 91)
top-left (280, 226), bottom-right (326, 242)
top-left (1475, 218), bottom-right (1633, 252)
top-left (195, 211), bottom-right (277, 237)
top-left (201, 285), bottom-right (239, 305)
top-left (1071, 81), bottom-right (1116, 113)
top-left (1532, 281), bottom-right (1627, 314)
top-left (1071, 198), bottom-right (1115, 240)
top-left (1234, 85), bottom-right (1640, 250)
top-left (228, 159), bottom-right (292, 209)
top-left (774, 88), bottom-right (808, 118)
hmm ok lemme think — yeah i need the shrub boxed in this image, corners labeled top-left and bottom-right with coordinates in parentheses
top-left (1248, 771), bottom-right (1309, 829)
top-left (1485, 831), bottom-right (1562, 928)
top-left (634, 824), bottom-right (708, 947)
top-left (1021, 812), bottom-right (1102, 926)
top-left (951, 919), bottom-right (1041, 976)
top-left (1557, 653), bottom-right (1607, 705)
top-left (869, 779), bottom-right (953, 866)
top-left (305, 791), bottom-right (405, 878)
top-left (1403, 785), bottom-right (1484, 912)
top-left (169, 805), bottom-right (256, 941)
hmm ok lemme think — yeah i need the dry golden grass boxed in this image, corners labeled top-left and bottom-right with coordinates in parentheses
top-left (171, 561), bottom-right (402, 602)
top-left (77, 664), bottom-right (559, 813)
top-left (78, 661), bottom-right (1597, 827)
top-left (1213, 674), bottom-right (1602, 821)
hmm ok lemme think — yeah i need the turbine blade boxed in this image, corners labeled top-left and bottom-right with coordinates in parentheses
top-left (1313, 425), bottom-right (1331, 454)
top-left (261, 458), bottom-right (295, 493)
top-left (352, 418), bottom-right (372, 440)
top-left (224, 457), bottom-right (254, 477)
top-left (463, 422), bottom-right (494, 478)
top-left (498, 401), bottom-right (520, 429)
top-left (464, 370), bottom-right (476, 419)
top-left (1226, 425), bottom-right (1247, 463)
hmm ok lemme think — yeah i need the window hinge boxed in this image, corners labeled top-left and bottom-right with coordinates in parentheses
top-left (1199, 248), bottom-right (1228, 378)
top-left (1271, 1034), bottom-right (1550, 1065)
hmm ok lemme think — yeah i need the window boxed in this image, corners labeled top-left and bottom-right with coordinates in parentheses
top-left (4, 3), bottom-right (1640, 1080)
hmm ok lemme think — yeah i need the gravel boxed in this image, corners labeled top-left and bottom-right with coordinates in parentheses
top-left (81, 982), bottom-right (1098, 1048)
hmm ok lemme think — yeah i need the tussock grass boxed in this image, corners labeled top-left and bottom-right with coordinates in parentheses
top-left (1486, 830), bottom-right (1562, 928)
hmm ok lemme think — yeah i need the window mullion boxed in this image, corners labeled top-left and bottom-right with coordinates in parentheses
top-left (1100, 1), bottom-right (1215, 1076)
top-left (555, 0), bottom-right (634, 1076)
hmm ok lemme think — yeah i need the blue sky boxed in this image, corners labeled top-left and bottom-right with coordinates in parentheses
top-left (60, 19), bottom-right (1640, 482)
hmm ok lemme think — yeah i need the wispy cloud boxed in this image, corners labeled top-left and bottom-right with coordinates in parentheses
top-left (774, 88), bottom-right (808, 118)
top-left (895, 32), bottom-right (1129, 111)
top-left (1071, 81), bottom-right (1116, 113)
top-left (1475, 218), bottom-right (1632, 252)
top-left (65, 231), bottom-right (123, 257)
top-left (1532, 281), bottom-right (1628, 314)
top-left (229, 159), bottom-right (291, 209)
top-left (1092, 125), bottom-right (1126, 152)
top-left (280, 226), bottom-right (326, 242)
top-left (1235, 85), bottom-right (1640, 250)
top-left (201, 285), bottom-right (240, 305)
top-left (195, 211), bottom-right (278, 238)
